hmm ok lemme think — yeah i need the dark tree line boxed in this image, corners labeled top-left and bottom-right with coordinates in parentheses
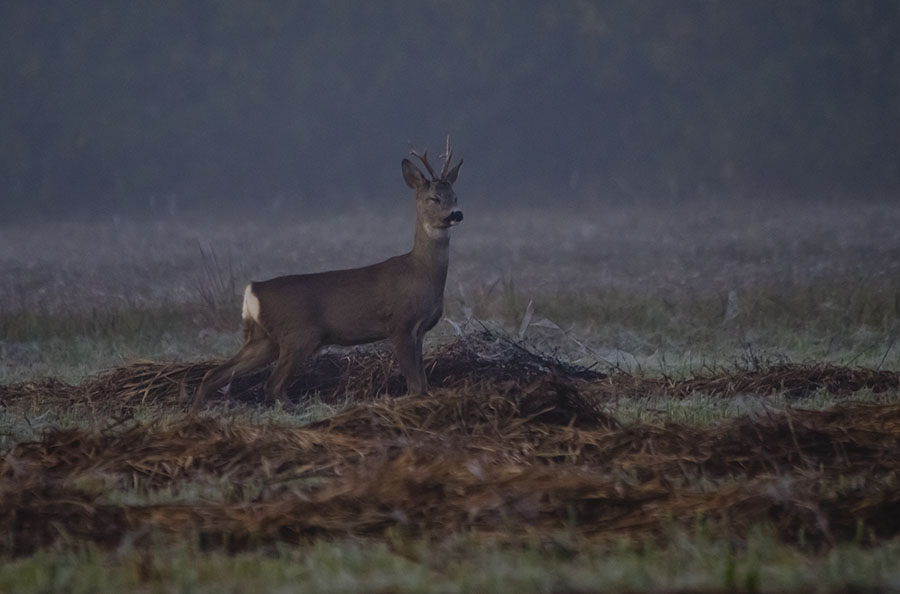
top-left (2, 1), bottom-right (898, 218)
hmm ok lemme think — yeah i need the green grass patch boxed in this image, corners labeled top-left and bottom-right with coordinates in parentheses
top-left (454, 282), bottom-right (900, 371)
top-left (2, 531), bottom-right (899, 594)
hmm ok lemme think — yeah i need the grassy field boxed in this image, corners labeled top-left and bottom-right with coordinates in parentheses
top-left (1, 199), bottom-right (899, 592)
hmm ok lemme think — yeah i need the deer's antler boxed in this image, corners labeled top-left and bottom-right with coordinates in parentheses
top-left (409, 148), bottom-right (438, 180)
top-left (439, 134), bottom-right (454, 180)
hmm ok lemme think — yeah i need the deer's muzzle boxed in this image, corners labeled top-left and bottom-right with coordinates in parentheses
top-left (444, 210), bottom-right (464, 225)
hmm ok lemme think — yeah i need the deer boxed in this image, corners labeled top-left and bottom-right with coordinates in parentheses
top-left (191, 140), bottom-right (463, 411)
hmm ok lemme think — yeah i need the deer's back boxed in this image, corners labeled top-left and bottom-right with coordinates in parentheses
top-left (247, 255), bottom-right (435, 346)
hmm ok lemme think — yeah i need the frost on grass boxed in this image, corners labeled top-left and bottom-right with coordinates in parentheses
top-left (1, 331), bottom-right (899, 556)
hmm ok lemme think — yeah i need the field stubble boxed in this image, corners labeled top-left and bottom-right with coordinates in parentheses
top-left (1, 200), bottom-right (899, 380)
top-left (2, 199), bottom-right (900, 592)
top-left (0, 332), bottom-right (899, 591)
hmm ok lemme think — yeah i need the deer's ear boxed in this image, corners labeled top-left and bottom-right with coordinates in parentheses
top-left (445, 159), bottom-right (463, 184)
top-left (402, 159), bottom-right (429, 190)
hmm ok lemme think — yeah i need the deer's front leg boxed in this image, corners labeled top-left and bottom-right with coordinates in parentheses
top-left (392, 331), bottom-right (426, 395)
top-left (414, 332), bottom-right (427, 391)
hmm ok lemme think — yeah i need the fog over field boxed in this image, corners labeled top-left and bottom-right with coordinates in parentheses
top-left (3, 4), bottom-right (900, 592)
top-left (3, 3), bottom-right (897, 354)
top-left (2, 200), bottom-right (898, 314)
top-left (2, 198), bottom-right (898, 381)
top-left (2, 2), bottom-right (899, 220)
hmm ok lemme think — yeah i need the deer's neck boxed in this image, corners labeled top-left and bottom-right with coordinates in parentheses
top-left (411, 221), bottom-right (451, 287)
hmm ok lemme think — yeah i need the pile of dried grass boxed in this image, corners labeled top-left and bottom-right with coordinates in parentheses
top-left (2, 382), bottom-right (900, 554)
top-left (1, 332), bottom-right (896, 410)
top-left (637, 363), bottom-right (900, 399)
top-left (0, 331), bottom-right (605, 408)
top-left (2, 331), bottom-right (899, 553)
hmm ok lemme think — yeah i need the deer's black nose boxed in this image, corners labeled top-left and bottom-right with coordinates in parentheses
top-left (445, 210), bottom-right (463, 224)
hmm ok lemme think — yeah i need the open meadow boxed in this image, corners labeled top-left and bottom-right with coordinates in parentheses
top-left (1, 199), bottom-right (900, 593)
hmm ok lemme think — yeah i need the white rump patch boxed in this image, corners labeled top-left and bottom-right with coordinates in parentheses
top-left (241, 284), bottom-right (261, 322)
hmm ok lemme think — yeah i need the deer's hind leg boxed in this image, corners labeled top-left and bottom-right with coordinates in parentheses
top-left (264, 332), bottom-right (321, 405)
top-left (193, 324), bottom-right (276, 412)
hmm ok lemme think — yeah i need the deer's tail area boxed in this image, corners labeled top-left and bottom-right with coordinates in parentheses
top-left (241, 283), bottom-right (260, 323)
top-left (240, 283), bottom-right (268, 343)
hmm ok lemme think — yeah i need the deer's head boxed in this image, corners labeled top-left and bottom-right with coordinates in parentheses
top-left (403, 140), bottom-right (463, 241)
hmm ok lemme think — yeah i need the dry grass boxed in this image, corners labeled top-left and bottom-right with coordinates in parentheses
top-left (2, 204), bottom-right (899, 590)
top-left (1, 332), bottom-right (899, 557)
top-left (3, 332), bottom-right (897, 411)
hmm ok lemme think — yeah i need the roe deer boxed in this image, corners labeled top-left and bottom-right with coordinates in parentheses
top-left (192, 141), bottom-right (463, 410)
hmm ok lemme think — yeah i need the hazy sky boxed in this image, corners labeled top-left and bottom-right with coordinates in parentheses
top-left (2, 2), bottom-right (898, 220)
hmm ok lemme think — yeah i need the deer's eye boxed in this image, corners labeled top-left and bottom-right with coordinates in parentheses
top-left (428, 197), bottom-right (440, 203)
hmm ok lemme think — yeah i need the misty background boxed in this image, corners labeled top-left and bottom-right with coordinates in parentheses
top-left (2, 1), bottom-right (899, 221)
